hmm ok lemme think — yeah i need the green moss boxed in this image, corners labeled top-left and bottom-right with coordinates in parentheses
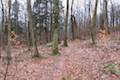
top-left (52, 49), bottom-right (60, 56)
top-left (104, 63), bottom-right (120, 75)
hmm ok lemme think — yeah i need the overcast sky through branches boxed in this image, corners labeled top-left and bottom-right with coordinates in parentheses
top-left (0, 0), bottom-right (120, 22)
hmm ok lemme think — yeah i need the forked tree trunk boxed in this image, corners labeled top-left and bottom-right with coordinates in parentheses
top-left (70, 0), bottom-right (78, 40)
top-left (27, 0), bottom-right (40, 57)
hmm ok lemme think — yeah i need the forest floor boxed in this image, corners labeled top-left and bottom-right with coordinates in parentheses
top-left (0, 31), bottom-right (120, 80)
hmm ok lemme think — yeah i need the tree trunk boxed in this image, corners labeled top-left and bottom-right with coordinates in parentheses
top-left (72, 15), bottom-right (78, 39)
top-left (104, 0), bottom-right (110, 33)
top-left (0, 0), bottom-right (4, 57)
top-left (110, 1), bottom-right (115, 29)
top-left (50, 0), bottom-right (53, 42)
top-left (27, 21), bottom-right (32, 51)
top-left (27, 0), bottom-right (40, 57)
top-left (70, 0), bottom-right (74, 40)
top-left (90, 0), bottom-right (98, 44)
top-left (15, 0), bottom-right (19, 35)
top-left (0, 0), bottom-right (5, 49)
top-left (64, 0), bottom-right (69, 47)
top-left (52, 0), bottom-right (60, 55)
top-left (6, 0), bottom-right (12, 61)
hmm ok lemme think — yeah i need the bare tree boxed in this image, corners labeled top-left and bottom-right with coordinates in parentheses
top-left (3, 0), bottom-right (12, 80)
top-left (88, 0), bottom-right (91, 27)
top-left (7, 0), bottom-right (12, 60)
top-left (64, 0), bottom-right (69, 47)
top-left (50, 0), bottom-right (53, 42)
top-left (71, 0), bottom-right (74, 39)
top-left (12, 0), bottom-right (20, 34)
top-left (52, 0), bottom-right (60, 55)
top-left (110, 0), bottom-right (115, 28)
top-left (104, 0), bottom-right (110, 33)
top-left (90, 0), bottom-right (99, 44)
top-left (0, 0), bottom-right (5, 51)
top-left (27, 0), bottom-right (40, 57)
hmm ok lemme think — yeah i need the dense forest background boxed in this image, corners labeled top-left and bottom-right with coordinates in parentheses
top-left (0, 0), bottom-right (120, 46)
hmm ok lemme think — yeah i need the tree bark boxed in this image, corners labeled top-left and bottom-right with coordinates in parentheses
top-left (64, 0), bottom-right (69, 47)
top-left (104, 0), bottom-right (110, 33)
top-left (7, 0), bottom-right (12, 60)
top-left (90, 0), bottom-right (98, 44)
top-left (52, 0), bottom-right (60, 55)
top-left (70, 0), bottom-right (74, 40)
top-left (27, 0), bottom-right (40, 57)
top-left (0, 0), bottom-right (5, 50)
